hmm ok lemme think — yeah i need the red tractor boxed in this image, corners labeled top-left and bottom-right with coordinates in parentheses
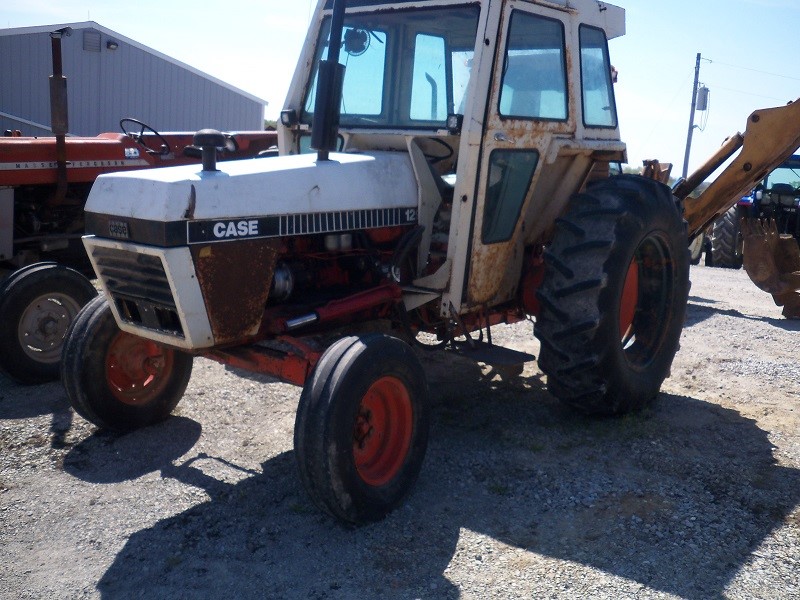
top-left (0, 38), bottom-right (277, 385)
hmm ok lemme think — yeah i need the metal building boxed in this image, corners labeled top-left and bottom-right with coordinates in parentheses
top-left (0, 22), bottom-right (266, 136)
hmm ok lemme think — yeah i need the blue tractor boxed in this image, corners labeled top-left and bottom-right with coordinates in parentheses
top-left (711, 154), bottom-right (800, 268)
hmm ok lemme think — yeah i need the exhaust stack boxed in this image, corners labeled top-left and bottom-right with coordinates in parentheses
top-left (311, 0), bottom-right (347, 162)
top-left (48, 26), bottom-right (72, 207)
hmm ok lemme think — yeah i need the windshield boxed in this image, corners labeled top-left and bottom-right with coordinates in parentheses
top-left (302, 5), bottom-right (481, 129)
top-left (766, 161), bottom-right (800, 190)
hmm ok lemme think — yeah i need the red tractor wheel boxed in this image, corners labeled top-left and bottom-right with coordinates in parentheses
top-left (61, 295), bottom-right (192, 432)
top-left (294, 334), bottom-right (429, 524)
top-left (0, 263), bottom-right (96, 384)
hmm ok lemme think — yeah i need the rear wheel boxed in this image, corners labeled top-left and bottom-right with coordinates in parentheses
top-left (535, 175), bottom-right (690, 415)
top-left (294, 334), bottom-right (429, 524)
top-left (0, 263), bottom-right (96, 384)
top-left (61, 295), bottom-right (192, 431)
top-left (711, 206), bottom-right (743, 268)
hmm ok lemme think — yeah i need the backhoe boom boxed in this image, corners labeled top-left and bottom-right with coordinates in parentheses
top-left (678, 98), bottom-right (800, 239)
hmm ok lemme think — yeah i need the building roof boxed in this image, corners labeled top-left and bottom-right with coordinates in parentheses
top-left (0, 21), bottom-right (267, 107)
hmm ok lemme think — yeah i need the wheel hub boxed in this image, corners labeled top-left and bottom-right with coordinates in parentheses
top-left (39, 316), bottom-right (59, 336)
top-left (18, 293), bottom-right (83, 363)
top-left (354, 410), bottom-right (374, 449)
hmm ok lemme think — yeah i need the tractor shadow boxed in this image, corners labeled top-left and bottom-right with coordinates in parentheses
top-left (686, 295), bottom-right (800, 330)
top-left (62, 416), bottom-right (202, 482)
top-left (0, 375), bottom-right (75, 448)
top-left (65, 355), bottom-right (800, 599)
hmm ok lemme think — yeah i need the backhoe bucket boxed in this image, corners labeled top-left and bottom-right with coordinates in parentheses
top-left (741, 218), bottom-right (800, 318)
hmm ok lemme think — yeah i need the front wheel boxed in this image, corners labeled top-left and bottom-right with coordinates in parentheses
top-left (294, 334), bottom-right (430, 524)
top-left (535, 175), bottom-right (690, 415)
top-left (0, 263), bottom-right (97, 384)
top-left (61, 295), bottom-right (193, 432)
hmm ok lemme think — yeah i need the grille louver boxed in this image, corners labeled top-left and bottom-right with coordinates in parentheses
top-left (90, 246), bottom-right (184, 337)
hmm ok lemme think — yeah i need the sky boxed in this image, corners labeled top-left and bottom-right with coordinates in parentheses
top-left (3, 0), bottom-right (799, 175)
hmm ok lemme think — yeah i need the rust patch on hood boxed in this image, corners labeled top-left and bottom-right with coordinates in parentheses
top-left (190, 239), bottom-right (280, 345)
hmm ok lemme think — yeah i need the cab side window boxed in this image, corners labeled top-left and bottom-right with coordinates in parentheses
top-left (579, 25), bottom-right (618, 128)
top-left (482, 150), bottom-right (540, 243)
top-left (411, 34), bottom-right (447, 122)
top-left (499, 12), bottom-right (567, 121)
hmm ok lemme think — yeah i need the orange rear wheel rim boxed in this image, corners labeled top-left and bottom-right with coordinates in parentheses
top-left (619, 260), bottom-right (639, 340)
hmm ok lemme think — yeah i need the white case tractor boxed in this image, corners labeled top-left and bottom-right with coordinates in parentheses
top-left (63, 0), bottom-right (796, 524)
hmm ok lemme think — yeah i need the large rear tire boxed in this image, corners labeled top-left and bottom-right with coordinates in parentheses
top-left (0, 263), bottom-right (97, 384)
top-left (61, 295), bottom-right (193, 432)
top-left (294, 334), bottom-right (430, 524)
top-left (711, 206), bottom-right (743, 269)
top-left (535, 175), bottom-right (690, 415)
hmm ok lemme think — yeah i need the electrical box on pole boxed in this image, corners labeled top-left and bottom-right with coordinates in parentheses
top-left (697, 86), bottom-right (710, 112)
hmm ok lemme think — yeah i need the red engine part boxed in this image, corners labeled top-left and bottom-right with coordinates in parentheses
top-left (206, 284), bottom-right (402, 386)
top-left (520, 246), bottom-right (546, 317)
top-left (314, 282), bottom-right (402, 324)
top-left (206, 336), bottom-right (322, 387)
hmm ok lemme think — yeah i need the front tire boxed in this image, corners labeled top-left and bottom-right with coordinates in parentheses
top-left (535, 175), bottom-right (690, 415)
top-left (61, 295), bottom-right (193, 432)
top-left (294, 334), bottom-right (430, 524)
top-left (0, 263), bottom-right (96, 384)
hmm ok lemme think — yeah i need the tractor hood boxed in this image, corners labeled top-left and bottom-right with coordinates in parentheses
top-left (84, 151), bottom-right (419, 246)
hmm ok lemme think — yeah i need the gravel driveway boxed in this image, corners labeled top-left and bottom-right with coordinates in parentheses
top-left (1, 263), bottom-right (799, 599)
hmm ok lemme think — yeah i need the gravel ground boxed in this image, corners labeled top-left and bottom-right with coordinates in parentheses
top-left (1, 263), bottom-right (799, 599)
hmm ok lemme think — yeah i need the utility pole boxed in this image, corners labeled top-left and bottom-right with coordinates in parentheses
top-left (682, 53), bottom-right (702, 179)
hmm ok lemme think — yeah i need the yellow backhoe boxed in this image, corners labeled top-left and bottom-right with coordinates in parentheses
top-left (676, 99), bottom-right (800, 317)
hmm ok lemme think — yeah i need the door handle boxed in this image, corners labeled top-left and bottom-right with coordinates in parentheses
top-left (494, 132), bottom-right (515, 143)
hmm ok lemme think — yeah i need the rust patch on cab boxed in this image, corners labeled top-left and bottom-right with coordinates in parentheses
top-left (191, 239), bottom-right (280, 345)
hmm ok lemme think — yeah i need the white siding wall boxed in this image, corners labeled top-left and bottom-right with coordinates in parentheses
top-left (0, 24), bottom-right (264, 137)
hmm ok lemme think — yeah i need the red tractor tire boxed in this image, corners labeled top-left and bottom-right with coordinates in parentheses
top-left (61, 295), bottom-right (193, 432)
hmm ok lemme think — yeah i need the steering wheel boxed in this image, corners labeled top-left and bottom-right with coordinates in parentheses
top-left (424, 137), bottom-right (454, 165)
top-left (120, 118), bottom-right (171, 155)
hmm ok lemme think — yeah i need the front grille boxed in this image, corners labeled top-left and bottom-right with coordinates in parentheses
top-left (90, 246), bottom-right (184, 338)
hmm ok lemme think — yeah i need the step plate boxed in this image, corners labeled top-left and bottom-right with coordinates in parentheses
top-left (449, 339), bottom-right (535, 367)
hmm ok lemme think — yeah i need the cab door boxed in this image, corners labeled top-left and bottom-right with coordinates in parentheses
top-left (453, 1), bottom-right (575, 309)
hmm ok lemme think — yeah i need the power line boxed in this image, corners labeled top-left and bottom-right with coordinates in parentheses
top-left (711, 85), bottom-right (788, 103)
top-left (637, 71), bottom-right (693, 151)
top-left (706, 58), bottom-right (800, 83)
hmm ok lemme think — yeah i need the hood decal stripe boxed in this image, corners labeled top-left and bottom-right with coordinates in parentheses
top-left (86, 205), bottom-right (418, 248)
top-left (188, 206), bottom-right (416, 244)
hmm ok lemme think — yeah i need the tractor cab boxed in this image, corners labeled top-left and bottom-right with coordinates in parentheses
top-left (278, 0), bottom-right (626, 313)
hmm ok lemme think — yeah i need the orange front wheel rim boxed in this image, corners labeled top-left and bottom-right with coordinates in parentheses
top-left (353, 376), bottom-right (413, 487)
top-left (105, 331), bottom-right (174, 406)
